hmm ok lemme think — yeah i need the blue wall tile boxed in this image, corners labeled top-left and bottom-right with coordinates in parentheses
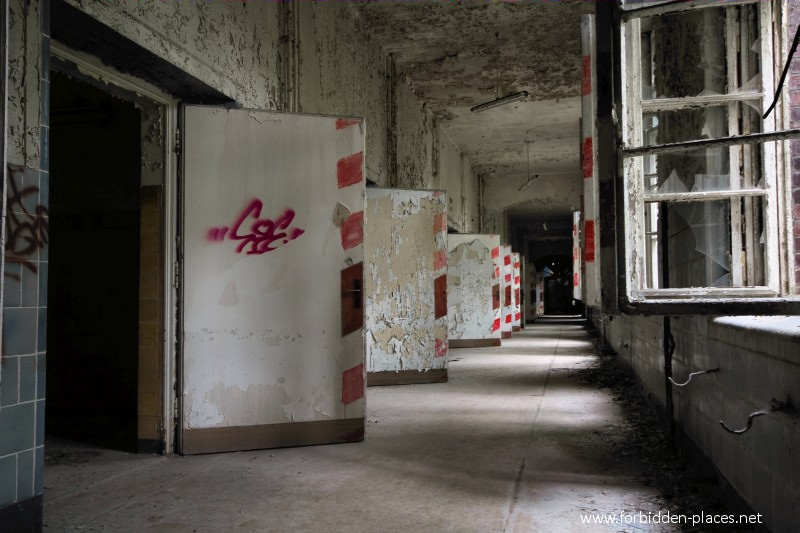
top-left (0, 403), bottom-right (35, 456)
top-left (0, 356), bottom-right (19, 406)
top-left (3, 308), bottom-right (38, 356)
top-left (20, 266), bottom-right (38, 308)
top-left (35, 355), bottom-right (46, 401)
top-left (18, 356), bottom-right (36, 403)
top-left (34, 446), bottom-right (44, 494)
top-left (21, 169), bottom-right (40, 214)
top-left (0, 454), bottom-right (16, 506)
top-left (2, 265), bottom-right (22, 308)
top-left (36, 308), bottom-right (47, 354)
top-left (16, 449), bottom-right (33, 501)
top-left (37, 262), bottom-right (48, 308)
top-left (35, 400), bottom-right (45, 448)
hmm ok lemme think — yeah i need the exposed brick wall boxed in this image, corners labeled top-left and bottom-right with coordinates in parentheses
top-left (790, 2), bottom-right (800, 290)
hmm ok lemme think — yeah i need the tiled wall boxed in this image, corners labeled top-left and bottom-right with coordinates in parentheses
top-left (0, 0), bottom-right (48, 514)
top-left (138, 186), bottom-right (163, 451)
top-left (597, 314), bottom-right (800, 533)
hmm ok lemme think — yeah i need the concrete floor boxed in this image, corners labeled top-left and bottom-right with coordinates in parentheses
top-left (43, 317), bottom-right (676, 532)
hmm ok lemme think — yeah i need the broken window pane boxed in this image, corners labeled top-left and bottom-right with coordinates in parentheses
top-left (639, 4), bottom-right (760, 99)
top-left (640, 141), bottom-right (764, 194)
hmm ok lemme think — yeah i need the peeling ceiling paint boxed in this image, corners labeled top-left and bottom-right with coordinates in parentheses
top-left (351, 0), bottom-right (592, 206)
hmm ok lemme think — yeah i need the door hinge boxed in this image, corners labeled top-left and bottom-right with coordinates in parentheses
top-left (174, 128), bottom-right (181, 155)
top-left (173, 261), bottom-right (181, 289)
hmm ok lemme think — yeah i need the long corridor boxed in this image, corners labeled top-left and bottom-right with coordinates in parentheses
top-left (43, 318), bottom-right (674, 532)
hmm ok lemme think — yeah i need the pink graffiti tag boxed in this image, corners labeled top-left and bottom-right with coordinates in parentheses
top-left (207, 199), bottom-right (305, 254)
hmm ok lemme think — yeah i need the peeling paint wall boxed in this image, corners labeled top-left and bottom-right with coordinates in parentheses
top-left (296, 2), bottom-right (388, 185)
top-left (7, 0), bottom-right (41, 169)
top-left (64, 0), bottom-right (282, 108)
top-left (364, 188), bottom-right (447, 373)
top-left (447, 234), bottom-right (501, 341)
top-left (438, 126), bottom-right (479, 233)
top-left (395, 79), bottom-right (434, 189)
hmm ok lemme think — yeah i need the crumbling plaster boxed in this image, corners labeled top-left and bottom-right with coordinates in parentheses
top-left (65, 0), bottom-right (283, 109)
top-left (8, 0), bottom-right (41, 169)
top-left (351, 1), bottom-right (591, 221)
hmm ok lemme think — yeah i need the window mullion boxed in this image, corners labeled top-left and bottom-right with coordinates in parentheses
top-left (759, 0), bottom-right (780, 292)
top-left (727, 7), bottom-right (744, 286)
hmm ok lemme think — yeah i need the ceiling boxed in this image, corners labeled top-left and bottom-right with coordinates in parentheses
top-left (351, 0), bottom-right (593, 191)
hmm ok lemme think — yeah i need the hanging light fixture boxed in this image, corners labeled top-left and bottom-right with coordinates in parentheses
top-left (471, 32), bottom-right (529, 113)
top-left (518, 141), bottom-right (540, 191)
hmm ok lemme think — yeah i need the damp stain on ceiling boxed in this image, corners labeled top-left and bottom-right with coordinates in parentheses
top-left (351, 0), bottom-right (593, 189)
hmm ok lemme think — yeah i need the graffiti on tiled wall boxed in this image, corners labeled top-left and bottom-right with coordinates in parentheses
top-left (5, 166), bottom-right (48, 280)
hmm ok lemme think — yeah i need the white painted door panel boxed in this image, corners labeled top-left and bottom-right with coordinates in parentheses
top-left (180, 106), bottom-right (365, 454)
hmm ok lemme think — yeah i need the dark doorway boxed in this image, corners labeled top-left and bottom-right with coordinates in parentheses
top-left (45, 71), bottom-right (141, 451)
top-left (535, 254), bottom-right (574, 315)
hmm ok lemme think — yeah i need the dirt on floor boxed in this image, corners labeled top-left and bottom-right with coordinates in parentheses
top-left (570, 328), bottom-right (760, 533)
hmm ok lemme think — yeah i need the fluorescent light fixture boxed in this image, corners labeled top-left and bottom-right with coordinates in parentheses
top-left (470, 90), bottom-right (529, 113)
top-left (518, 174), bottom-right (539, 192)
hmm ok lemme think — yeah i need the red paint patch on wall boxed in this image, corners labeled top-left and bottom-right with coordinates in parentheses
top-left (581, 55), bottom-right (592, 96)
top-left (505, 314), bottom-right (512, 324)
top-left (515, 313), bottom-right (521, 321)
top-left (504, 255), bottom-right (511, 266)
top-left (514, 276), bottom-right (520, 285)
top-left (584, 220), bottom-right (596, 262)
top-left (513, 262), bottom-right (520, 269)
top-left (341, 364), bottom-right (364, 405)
top-left (340, 211), bottom-right (364, 250)
top-left (433, 249), bottom-right (447, 271)
top-left (336, 118), bottom-right (361, 130)
top-left (433, 212), bottom-right (447, 233)
top-left (582, 137), bottom-right (593, 179)
top-left (434, 338), bottom-right (447, 358)
top-left (574, 273), bottom-right (579, 287)
top-left (337, 152), bottom-right (364, 189)
top-left (491, 247), bottom-right (500, 259)
top-left (434, 275), bottom-right (448, 319)
top-left (505, 273), bottom-right (512, 283)
top-left (492, 318), bottom-right (501, 332)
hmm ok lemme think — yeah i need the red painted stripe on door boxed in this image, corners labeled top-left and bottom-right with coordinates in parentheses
top-left (504, 255), bottom-right (511, 266)
top-left (340, 211), bottom-right (364, 250)
top-left (341, 364), bottom-right (364, 405)
top-left (492, 318), bottom-right (501, 332)
top-left (433, 249), bottom-right (447, 271)
top-left (337, 152), bottom-right (364, 188)
top-left (584, 220), bottom-right (596, 262)
top-left (505, 273), bottom-right (512, 283)
top-left (435, 338), bottom-right (448, 358)
top-left (581, 55), bottom-right (592, 96)
top-left (433, 212), bottom-right (447, 234)
top-left (582, 137), bottom-right (593, 179)
top-left (491, 247), bottom-right (500, 259)
top-left (336, 118), bottom-right (361, 130)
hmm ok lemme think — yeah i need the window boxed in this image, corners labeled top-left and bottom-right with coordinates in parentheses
top-left (618, 0), bottom-right (799, 309)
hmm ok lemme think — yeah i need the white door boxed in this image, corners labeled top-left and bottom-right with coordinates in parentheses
top-left (179, 106), bottom-right (366, 454)
top-left (364, 188), bottom-right (448, 385)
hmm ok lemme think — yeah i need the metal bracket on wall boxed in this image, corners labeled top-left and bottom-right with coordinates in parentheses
top-left (668, 367), bottom-right (719, 388)
top-left (719, 399), bottom-right (788, 435)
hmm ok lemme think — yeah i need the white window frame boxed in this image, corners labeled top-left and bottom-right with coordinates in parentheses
top-left (619, 0), bottom-right (799, 307)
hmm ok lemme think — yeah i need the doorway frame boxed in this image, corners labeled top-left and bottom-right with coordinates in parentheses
top-left (49, 41), bottom-right (179, 454)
